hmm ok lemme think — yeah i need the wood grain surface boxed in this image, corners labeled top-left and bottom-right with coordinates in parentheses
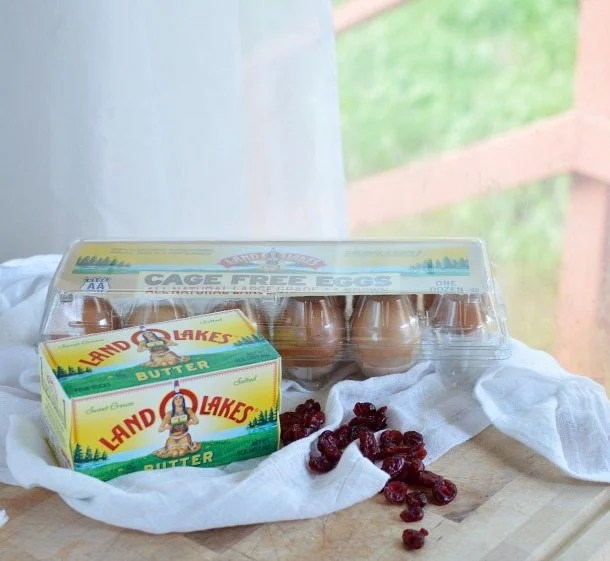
top-left (1, 427), bottom-right (608, 561)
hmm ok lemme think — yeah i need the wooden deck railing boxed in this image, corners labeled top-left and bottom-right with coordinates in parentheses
top-left (336, 0), bottom-right (610, 384)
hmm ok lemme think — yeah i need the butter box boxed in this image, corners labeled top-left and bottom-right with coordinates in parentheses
top-left (39, 310), bottom-right (281, 481)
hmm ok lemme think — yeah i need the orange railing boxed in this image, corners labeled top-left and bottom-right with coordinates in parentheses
top-left (336, 0), bottom-right (610, 384)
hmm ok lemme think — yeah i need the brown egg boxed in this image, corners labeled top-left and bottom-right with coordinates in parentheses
top-left (209, 299), bottom-right (270, 338)
top-left (57, 296), bottom-right (121, 338)
top-left (330, 295), bottom-right (347, 312)
top-left (272, 296), bottom-right (344, 369)
top-left (352, 295), bottom-right (364, 311)
top-left (428, 294), bottom-right (486, 334)
top-left (81, 296), bottom-right (122, 334)
top-left (350, 295), bottom-right (420, 377)
top-left (422, 294), bottom-right (438, 312)
top-left (50, 296), bottom-right (121, 339)
top-left (123, 299), bottom-right (189, 327)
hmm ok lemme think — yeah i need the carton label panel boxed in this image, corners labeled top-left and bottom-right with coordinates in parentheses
top-left (54, 240), bottom-right (492, 295)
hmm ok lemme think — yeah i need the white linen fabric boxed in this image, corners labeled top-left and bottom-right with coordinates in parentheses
top-left (0, 257), bottom-right (608, 533)
top-left (0, 0), bottom-right (346, 261)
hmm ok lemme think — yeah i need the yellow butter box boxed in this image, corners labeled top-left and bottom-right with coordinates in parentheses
top-left (39, 310), bottom-right (281, 481)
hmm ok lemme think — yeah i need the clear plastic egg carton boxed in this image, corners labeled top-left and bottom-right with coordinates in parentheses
top-left (40, 239), bottom-right (511, 388)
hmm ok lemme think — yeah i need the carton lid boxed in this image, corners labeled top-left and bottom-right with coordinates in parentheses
top-left (50, 239), bottom-right (495, 297)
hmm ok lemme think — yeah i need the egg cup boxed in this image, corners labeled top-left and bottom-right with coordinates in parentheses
top-left (272, 296), bottom-right (344, 388)
top-left (428, 294), bottom-right (488, 335)
top-left (350, 295), bottom-right (421, 377)
top-left (427, 293), bottom-right (498, 386)
top-left (46, 295), bottom-right (122, 339)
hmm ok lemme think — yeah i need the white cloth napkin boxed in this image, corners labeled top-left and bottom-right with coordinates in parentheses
top-left (0, 256), bottom-right (608, 533)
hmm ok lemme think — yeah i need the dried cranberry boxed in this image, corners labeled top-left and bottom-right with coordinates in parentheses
top-left (402, 528), bottom-right (428, 550)
top-left (378, 444), bottom-right (425, 460)
top-left (358, 428), bottom-right (379, 461)
top-left (294, 403), bottom-right (307, 415)
top-left (308, 454), bottom-right (336, 473)
top-left (280, 400), bottom-right (326, 445)
top-left (379, 429), bottom-right (404, 448)
top-left (349, 409), bottom-right (387, 431)
top-left (333, 424), bottom-right (353, 449)
top-left (417, 470), bottom-right (443, 487)
top-left (317, 430), bottom-right (342, 462)
top-left (279, 411), bottom-right (299, 424)
top-left (353, 402), bottom-right (376, 417)
top-left (350, 424), bottom-right (369, 442)
top-left (411, 445), bottom-right (428, 460)
top-left (431, 478), bottom-right (458, 505)
top-left (400, 504), bottom-right (424, 522)
top-left (295, 399), bottom-right (321, 415)
top-left (281, 424), bottom-right (315, 445)
top-left (402, 430), bottom-right (424, 448)
top-left (349, 416), bottom-right (379, 430)
top-left (380, 455), bottom-right (407, 478)
top-left (372, 407), bottom-right (388, 430)
top-left (395, 457), bottom-right (424, 484)
top-left (405, 491), bottom-right (428, 508)
top-left (393, 444), bottom-right (427, 460)
top-left (298, 425), bottom-right (318, 439)
top-left (377, 446), bottom-right (400, 460)
top-left (303, 410), bottom-right (326, 429)
top-left (383, 480), bottom-right (409, 504)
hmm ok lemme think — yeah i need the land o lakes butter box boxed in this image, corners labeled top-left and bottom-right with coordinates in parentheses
top-left (39, 310), bottom-right (281, 481)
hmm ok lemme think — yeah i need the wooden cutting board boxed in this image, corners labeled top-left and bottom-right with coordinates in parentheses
top-left (0, 427), bottom-right (608, 561)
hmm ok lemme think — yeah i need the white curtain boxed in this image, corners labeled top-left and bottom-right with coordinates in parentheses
top-left (0, 0), bottom-right (347, 262)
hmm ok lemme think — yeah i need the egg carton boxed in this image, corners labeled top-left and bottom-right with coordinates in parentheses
top-left (40, 239), bottom-right (512, 387)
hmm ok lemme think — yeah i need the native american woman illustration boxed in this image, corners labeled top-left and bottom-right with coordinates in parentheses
top-left (155, 381), bottom-right (201, 458)
top-left (136, 327), bottom-right (190, 367)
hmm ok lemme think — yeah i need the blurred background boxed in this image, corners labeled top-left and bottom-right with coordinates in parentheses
top-left (333, 0), bottom-right (610, 392)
